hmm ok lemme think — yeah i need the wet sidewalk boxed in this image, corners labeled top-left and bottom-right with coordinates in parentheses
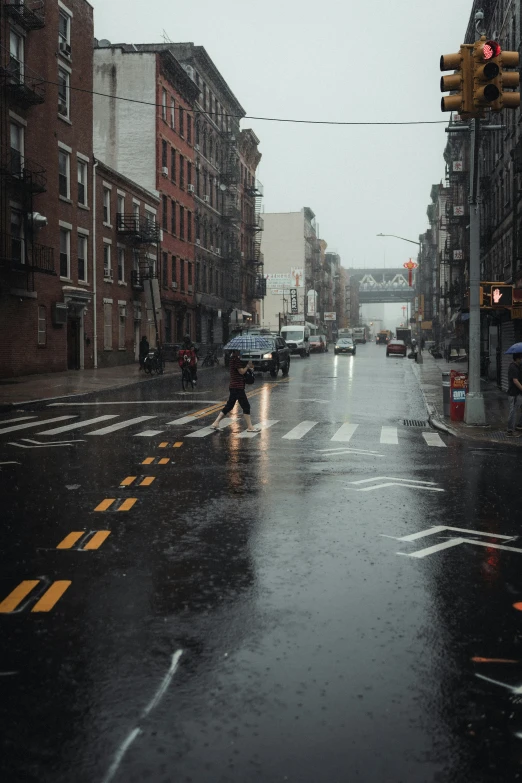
top-left (0, 362), bottom-right (183, 410)
top-left (412, 350), bottom-right (516, 444)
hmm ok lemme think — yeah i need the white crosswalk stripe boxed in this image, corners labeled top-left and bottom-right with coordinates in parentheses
top-left (166, 415), bottom-right (199, 425)
top-left (331, 423), bottom-right (358, 442)
top-left (86, 416), bottom-right (156, 435)
top-left (282, 421), bottom-right (318, 440)
top-left (134, 430), bottom-right (164, 437)
top-left (186, 420), bottom-right (234, 438)
top-left (422, 432), bottom-right (447, 448)
top-left (380, 426), bottom-right (399, 445)
top-left (236, 420), bottom-right (279, 439)
top-left (0, 416), bottom-right (75, 435)
top-left (38, 415), bottom-right (118, 435)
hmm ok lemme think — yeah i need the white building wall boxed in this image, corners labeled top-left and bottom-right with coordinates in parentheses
top-left (93, 49), bottom-right (157, 196)
top-left (260, 211), bottom-right (306, 330)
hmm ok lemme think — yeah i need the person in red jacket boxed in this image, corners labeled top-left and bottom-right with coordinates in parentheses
top-left (178, 335), bottom-right (198, 384)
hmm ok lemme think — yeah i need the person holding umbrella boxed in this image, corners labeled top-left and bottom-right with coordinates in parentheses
top-left (505, 343), bottom-right (522, 436)
top-left (210, 335), bottom-right (272, 432)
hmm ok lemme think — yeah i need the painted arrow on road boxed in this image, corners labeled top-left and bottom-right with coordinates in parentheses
top-left (319, 447), bottom-right (385, 457)
top-left (350, 477), bottom-right (444, 492)
top-left (8, 438), bottom-right (85, 449)
top-left (385, 525), bottom-right (522, 559)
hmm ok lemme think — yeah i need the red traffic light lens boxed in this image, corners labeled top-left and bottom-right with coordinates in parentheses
top-left (483, 40), bottom-right (501, 59)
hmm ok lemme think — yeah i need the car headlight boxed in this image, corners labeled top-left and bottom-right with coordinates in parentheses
top-left (263, 352), bottom-right (273, 359)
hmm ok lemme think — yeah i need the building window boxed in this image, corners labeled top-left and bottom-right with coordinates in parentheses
top-left (118, 247), bottom-right (125, 282)
top-left (162, 251), bottom-right (168, 288)
top-left (10, 209), bottom-right (24, 264)
top-left (58, 149), bottom-right (70, 199)
top-left (103, 187), bottom-right (111, 224)
top-left (195, 262), bottom-right (200, 291)
top-left (60, 227), bottom-right (70, 278)
top-left (187, 116), bottom-right (192, 144)
top-left (179, 206), bottom-right (185, 240)
top-left (171, 200), bottom-right (176, 234)
top-left (119, 309), bottom-right (126, 350)
top-left (171, 255), bottom-right (177, 285)
top-left (162, 89), bottom-right (167, 121)
top-left (179, 106), bottom-right (184, 137)
top-left (78, 234), bottom-right (87, 282)
top-left (58, 67), bottom-right (70, 118)
top-left (103, 243), bottom-right (112, 278)
top-left (187, 211), bottom-right (192, 242)
top-left (77, 159), bottom-right (87, 205)
top-left (187, 161), bottom-right (192, 186)
top-left (38, 306), bottom-right (46, 347)
top-left (162, 194), bottom-right (168, 230)
top-left (180, 259), bottom-right (185, 292)
top-left (179, 155), bottom-right (184, 189)
top-left (165, 309), bottom-right (172, 343)
top-left (188, 262), bottom-right (193, 286)
top-left (104, 302), bottom-right (112, 350)
top-left (58, 10), bottom-right (70, 50)
top-left (162, 139), bottom-right (167, 169)
top-left (10, 122), bottom-right (23, 176)
top-left (9, 30), bottom-right (23, 82)
top-left (170, 96), bottom-right (175, 129)
top-left (117, 194), bottom-right (124, 227)
top-left (170, 147), bottom-right (176, 181)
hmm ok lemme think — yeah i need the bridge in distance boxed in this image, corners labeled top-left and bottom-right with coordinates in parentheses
top-left (347, 268), bottom-right (416, 304)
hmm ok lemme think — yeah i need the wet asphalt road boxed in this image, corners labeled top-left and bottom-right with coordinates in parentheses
top-left (2, 344), bottom-right (522, 783)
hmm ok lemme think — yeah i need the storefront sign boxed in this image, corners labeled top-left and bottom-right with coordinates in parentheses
top-left (324, 312), bottom-right (336, 321)
top-left (290, 288), bottom-right (298, 314)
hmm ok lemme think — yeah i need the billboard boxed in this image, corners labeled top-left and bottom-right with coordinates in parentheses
top-left (291, 267), bottom-right (304, 288)
top-left (290, 288), bottom-right (299, 313)
top-left (324, 312), bottom-right (336, 321)
top-left (307, 289), bottom-right (317, 316)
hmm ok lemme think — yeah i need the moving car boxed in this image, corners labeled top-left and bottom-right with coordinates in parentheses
top-left (334, 338), bottom-right (356, 355)
top-left (386, 339), bottom-right (407, 357)
top-left (309, 335), bottom-right (327, 353)
top-left (241, 336), bottom-right (291, 377)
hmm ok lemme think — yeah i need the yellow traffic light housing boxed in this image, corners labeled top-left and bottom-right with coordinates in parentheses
top-left (473, 37), bottom-right (520, 112)
top-left (440, 45), bottom-right (474, 114)
top-left (498, 49), bottom-right (520, 109)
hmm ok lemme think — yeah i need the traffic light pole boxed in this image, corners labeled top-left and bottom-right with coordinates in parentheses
top-left (465, 118), bottom-right (486, 425)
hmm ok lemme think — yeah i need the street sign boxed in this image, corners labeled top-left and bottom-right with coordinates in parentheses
top-left (324, 312), bottom-right (336, 321)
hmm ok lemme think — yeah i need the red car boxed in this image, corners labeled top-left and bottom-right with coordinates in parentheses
top-left (309, 336), bottom-right (327, 353)
top-left (386, 339), bottom-right (407, 357)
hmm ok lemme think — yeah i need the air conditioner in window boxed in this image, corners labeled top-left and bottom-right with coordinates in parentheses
top-left (58, 101), bottom-right (68, 115)
top-left (119, 305), bottom-right (127, 317)
top-left (187, 184), bottom-right (195, 193)
top-left (59, 41), bottom-right (71, 56)
top-left (195, 161), bottom-right (200, 170)
top-left (188, 284), bottom-right (193, 293)
top-left (196, 238), bottom-right (201, 245)
top-left (216, 247), bottom-right (220, 255)
top-left (204, 195), bottom-right (210, 203)
top-left (161, 166), bottom-right (168, 177)
top-left (195, 144), bottom-right (200, 151)
top-left (52, 302), bottom-right (68, 325)
top-left (104, 269), bottom-right (113, 279)
top-left (241, 251), bottom-right (245, 258)
top-left (171, 281), bottom-right (178, 289)
top-left (210, 245), bottom-right (213, 252)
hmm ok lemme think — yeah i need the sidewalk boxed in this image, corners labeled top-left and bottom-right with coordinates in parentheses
top-left (0, 362), bottom-right (184, 410)
top-left (412, 350), bottom-right (517, 444)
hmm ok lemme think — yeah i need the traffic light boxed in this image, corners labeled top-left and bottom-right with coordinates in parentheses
top-left (473, 37), bottom-right (520, 113)
top-left (440, 45), bottom-right (474, 114)
top-left (491, 285), bottom-right (513, 307)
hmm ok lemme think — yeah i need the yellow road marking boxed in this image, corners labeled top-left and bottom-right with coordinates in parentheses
top-left (158, 458), bottom-right (170, 465)
top-left (142, 457), bottom-right (155, 465)
top-left (139, 476), bottom-right (155, 487)
top-left (173, 442), bottom-right (183, 448)
top-left (32, 581), bottom-right (71, 612)
top-left (121, 476), bottom-right (136, 487)
top-left (118, 498), bottom-right (137, 512)
top-left (84, 531), bottom-right (111, 550)
top-left (0, 580), bottom-right (40, 613)
top-left (57, 532), bottom-right (84, 550)
top-left (159, 442), bottom-right (168, 448)
top-left (95, 498), bottom-right (115, 512)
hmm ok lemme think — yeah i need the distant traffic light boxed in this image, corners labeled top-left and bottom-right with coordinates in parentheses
top-left (440, 45), bottom-right (473, 114)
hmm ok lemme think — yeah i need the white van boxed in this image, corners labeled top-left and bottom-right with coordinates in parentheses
top-left (280, 325), bottom-right (311, 358)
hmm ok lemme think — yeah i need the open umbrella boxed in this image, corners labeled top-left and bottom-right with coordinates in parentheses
top-left (223, 336), bottom-right (274, 352)
top-left (504, 342), bottom-right (522, 354)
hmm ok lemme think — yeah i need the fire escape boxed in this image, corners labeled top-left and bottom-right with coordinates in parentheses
top-left (221, 131), bottom-right (241, 304)
top-left (245, 179), bottom-right (265, 300)
top-left (0, 0), bottom-right (53, 291)
top-left (117, 212), bottom-right (161, 340)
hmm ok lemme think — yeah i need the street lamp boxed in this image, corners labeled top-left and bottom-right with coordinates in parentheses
top-left (376, 233), bottom-right (421, 247)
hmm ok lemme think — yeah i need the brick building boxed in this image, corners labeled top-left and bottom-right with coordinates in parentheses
top-left (238, 128), bottom-right (264, 329)
top-left (92, 41), bottom-right (199, 347)
top-left (0, 0), bottom-right (94, 377)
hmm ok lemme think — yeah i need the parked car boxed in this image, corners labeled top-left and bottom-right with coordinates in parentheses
top-left (309, 335), bottom-right (327, 353)
top-left (334, 338), bottom-right (356, 355)
top-left (386, 339), bottom-right (407, 358)
top-left (241, 337), bottom-right (291, 377)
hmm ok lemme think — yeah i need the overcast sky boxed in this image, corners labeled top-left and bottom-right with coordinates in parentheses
top-left (90, 0), bottom-right (471, 324)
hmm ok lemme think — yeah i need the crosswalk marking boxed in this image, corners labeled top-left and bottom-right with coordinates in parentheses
top-left (282, 421), bottom-right (318, 440)
top-left (0, 416), bottom-right (37, 425)
top-left (380, 427), bottom-right (399, 445)
top-left (134, 430), bottom-right (163, 437)
top-left (37, 415), bottom-right (118, 435)
top-left (87, 416), bottom-right (155, 435)
top-left (331, 423), bottom-right (358, 442)
top-left (0, 416), bottom-right (75, 435)
top-left (166, 415), bottom-right (198, 425)
top-left (236, 420), bottom-right (279, 439)
top-left (422, 432), bottom-right (447, 448)
top-left (186, 420), bottom-right (233, 438)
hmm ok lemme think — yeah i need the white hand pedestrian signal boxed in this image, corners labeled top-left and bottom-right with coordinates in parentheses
top-left (493, 287), bottom-right (502, 304)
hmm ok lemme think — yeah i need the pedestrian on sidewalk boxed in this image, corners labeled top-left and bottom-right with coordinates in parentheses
top-left (506, 353), bottom-right (522, 436)
top-left (139, 336), bottom-right (149, 372)
top-left (211, 350), bottom-right (259, 432)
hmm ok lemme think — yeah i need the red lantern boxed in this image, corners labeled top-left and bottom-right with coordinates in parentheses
top-left (403, 259), bottom-right (418, 287)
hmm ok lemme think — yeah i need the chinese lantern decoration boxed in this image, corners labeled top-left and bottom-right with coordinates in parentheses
top-left (403, 259), bottom-right (418, 287)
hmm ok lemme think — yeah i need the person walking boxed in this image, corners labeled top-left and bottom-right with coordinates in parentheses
top-left (139, 336), bottom-right (149, 372)
top-left (507, 353), bottom-right (522, 436)
top-left (211, 349), bottom-right (259, 432)
top-left (178, 334), bottom-right (198, 384)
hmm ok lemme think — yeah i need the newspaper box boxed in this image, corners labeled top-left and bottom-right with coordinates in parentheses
top-left (450, 370), bottom-right (468, 421)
